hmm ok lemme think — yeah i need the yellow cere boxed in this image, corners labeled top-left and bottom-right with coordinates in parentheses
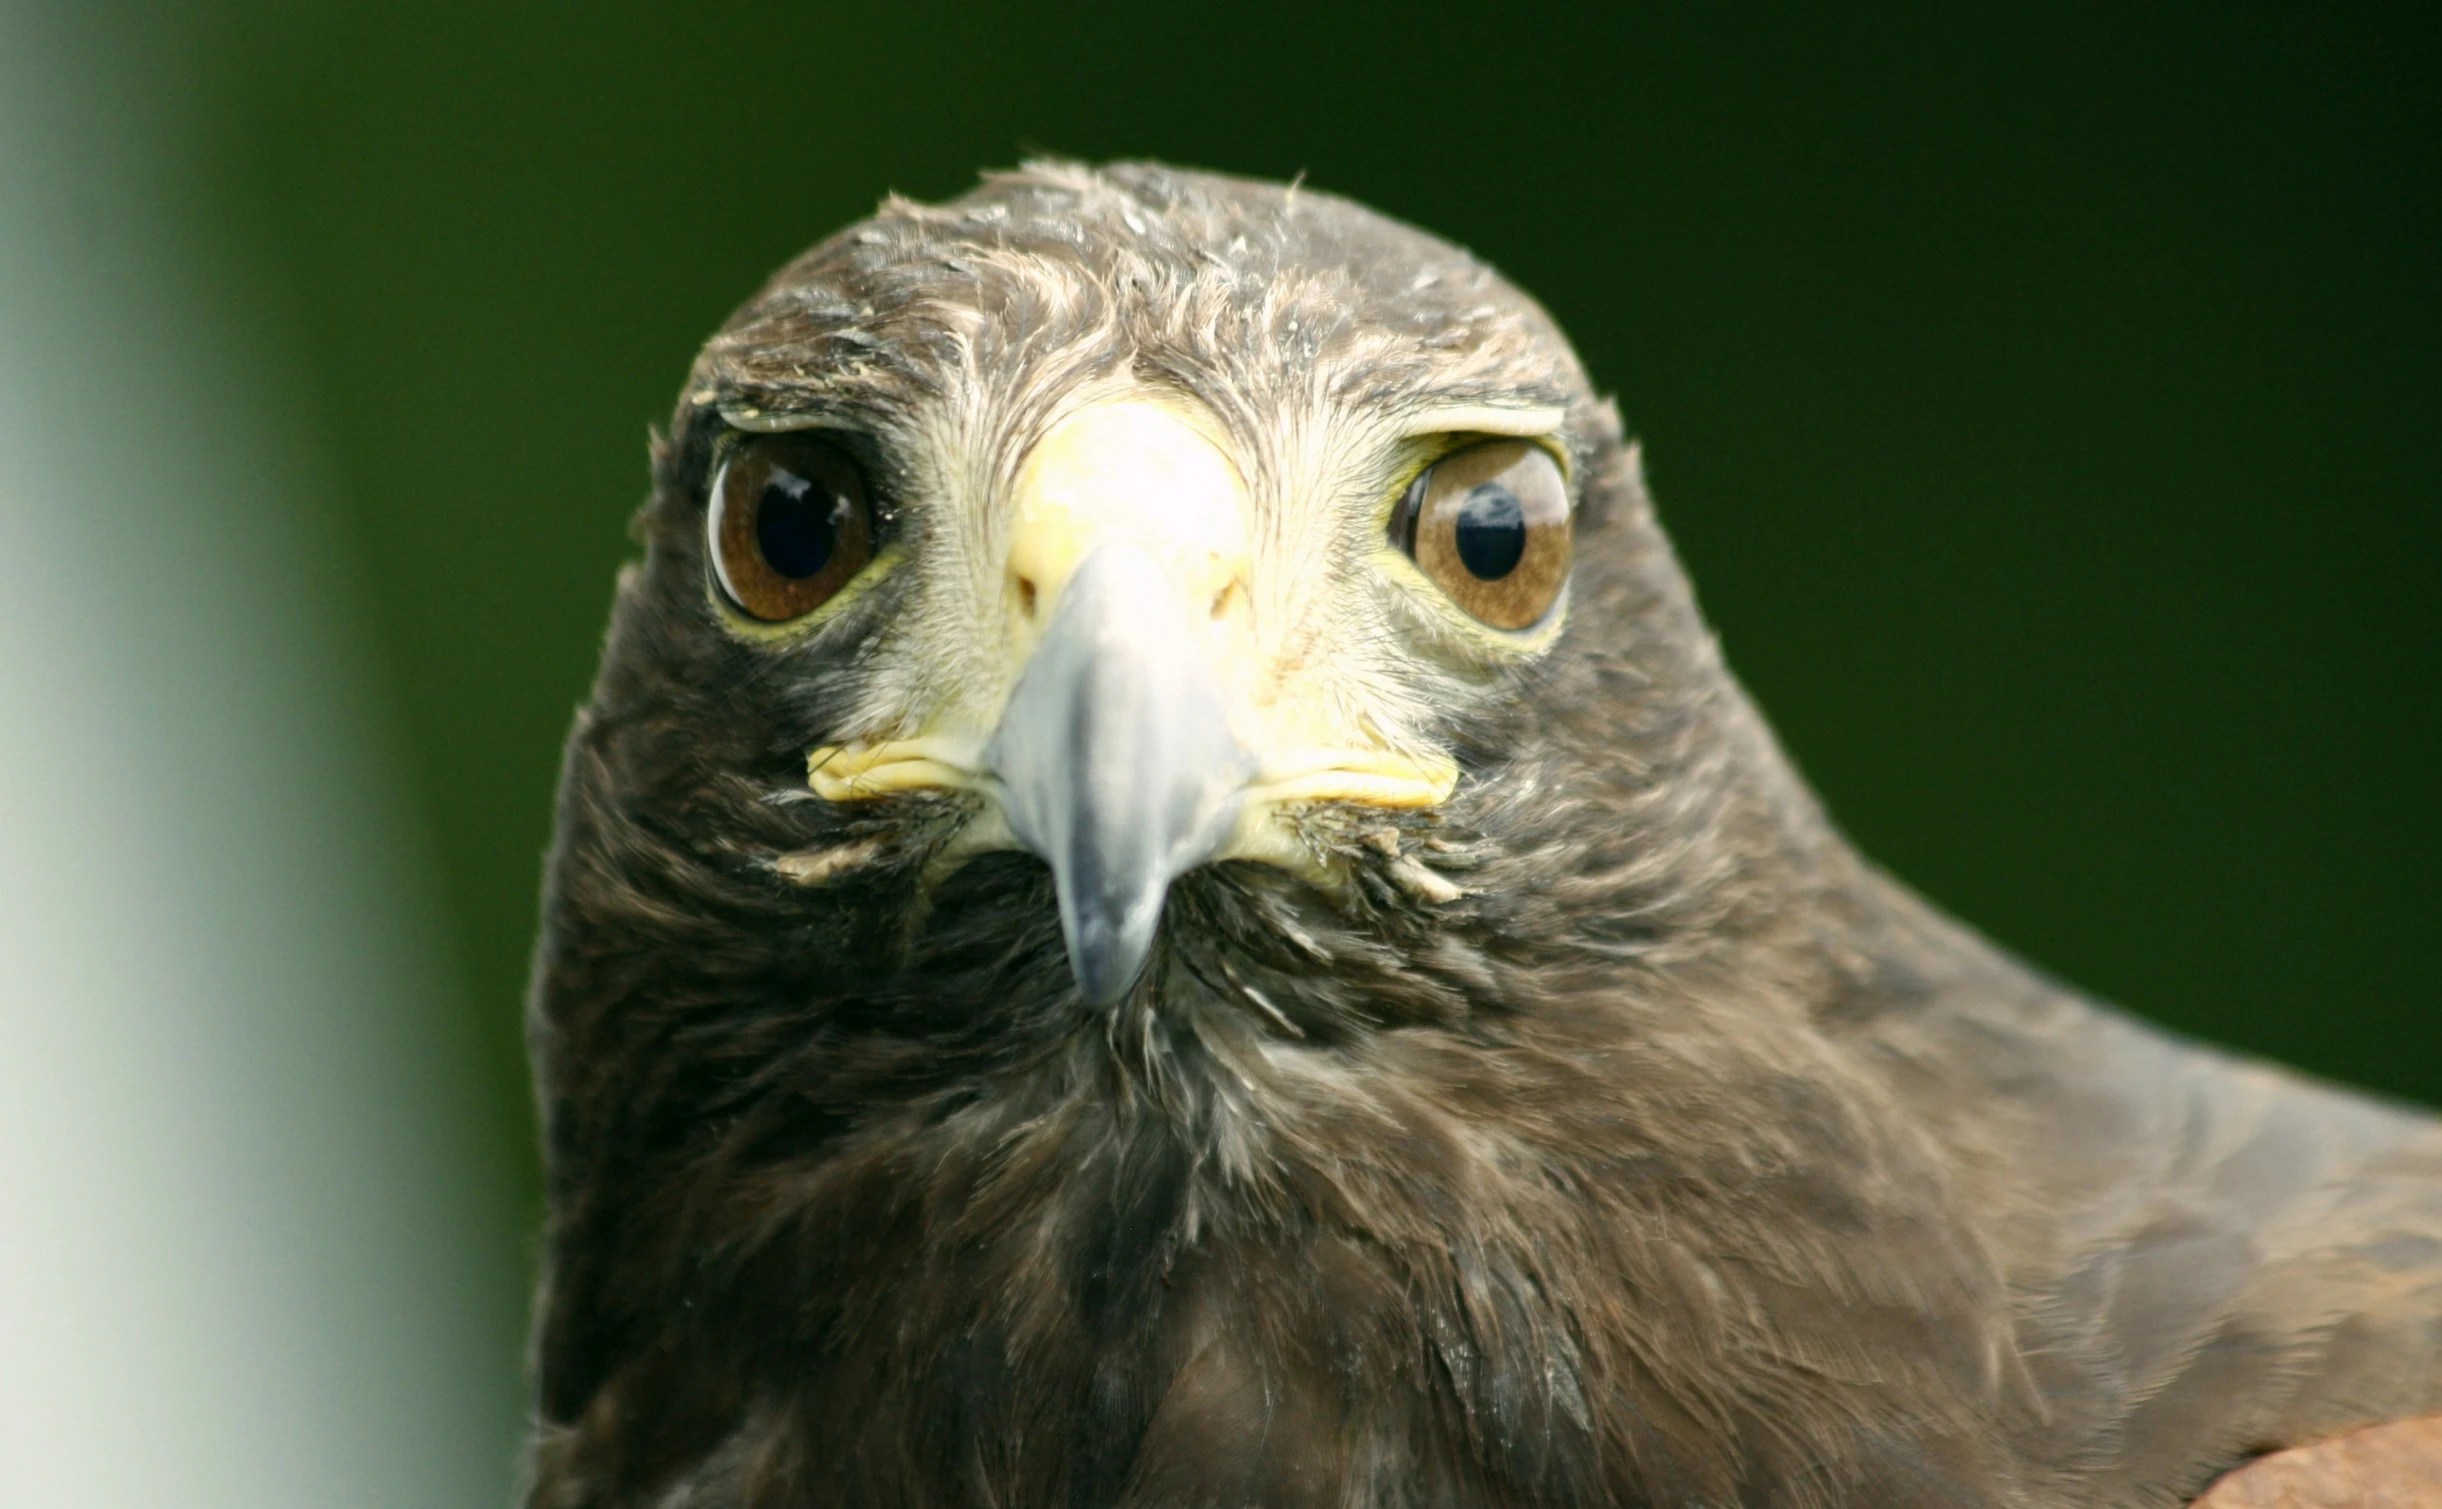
top-left (801, 396), bottom-right (1477, 863)
top-left (1005, 402), bottom-right (1253, 638)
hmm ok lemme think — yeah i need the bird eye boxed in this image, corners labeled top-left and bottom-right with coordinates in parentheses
top-left (1390, 439), bottom-right (1570, 630)
top-left (707, 434), bottom-right (878, 622)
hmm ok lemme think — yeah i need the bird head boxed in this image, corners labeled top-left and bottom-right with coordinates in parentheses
top-left (549, 160), bottom-right (1816, 1079)
top-left (527, 166), bottom-right (2002, 1499)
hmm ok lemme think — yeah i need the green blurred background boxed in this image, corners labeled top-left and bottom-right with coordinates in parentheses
top-left (64, 0), bottom-right (2442, 1497)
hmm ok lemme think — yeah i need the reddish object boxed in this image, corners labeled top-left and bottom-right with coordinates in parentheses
top-left (2194, 1417), bottom-right (2442, 1506)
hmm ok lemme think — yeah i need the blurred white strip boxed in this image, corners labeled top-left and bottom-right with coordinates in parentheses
top-left (0, 5), bottom-right (524, 1506)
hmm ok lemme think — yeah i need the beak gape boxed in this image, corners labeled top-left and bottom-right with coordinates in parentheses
top-left (984, 542), bottom-right (1257, 1006)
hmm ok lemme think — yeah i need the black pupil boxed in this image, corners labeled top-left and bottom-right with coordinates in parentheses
top-left (1452, 484), bottom-right (1527, 579)
top-left (756, 471), bottom-right (840, 579)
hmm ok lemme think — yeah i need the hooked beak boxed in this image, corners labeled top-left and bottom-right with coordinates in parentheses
top-left (985, 543), bottom-right (1256, 1005)
top-left (802, 399), bottom-right (1458, 1007)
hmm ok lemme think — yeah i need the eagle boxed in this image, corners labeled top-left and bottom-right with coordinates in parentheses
top-left (523, 162), bottom-right (2442, 1507)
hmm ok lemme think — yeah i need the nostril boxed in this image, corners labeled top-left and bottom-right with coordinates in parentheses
top-left (1016, 575), bottom-right (1039, 620)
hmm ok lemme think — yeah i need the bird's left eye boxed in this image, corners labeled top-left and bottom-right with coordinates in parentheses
top-left (1390, 438), bottom-right (1570, 630)
top-left (707, 434), bottom-right (878, 622)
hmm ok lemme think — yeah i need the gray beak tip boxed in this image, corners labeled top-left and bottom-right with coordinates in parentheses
top-left (1065, 890), bottom-right (1162, 1008)
top-left (987, 545), bottom-right (1256, 1010)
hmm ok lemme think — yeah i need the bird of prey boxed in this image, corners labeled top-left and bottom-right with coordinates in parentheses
top-left (523, 162), bottom-right (2442, 1507)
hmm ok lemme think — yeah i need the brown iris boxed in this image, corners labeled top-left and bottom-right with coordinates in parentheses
top-left (1390, 438), bottom-right (1570, 630)
top-left (708, 433), bottom-right (877, 622)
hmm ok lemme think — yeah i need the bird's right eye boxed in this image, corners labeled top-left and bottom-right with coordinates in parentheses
top-left (707, 434), bottom-right (878, 622)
